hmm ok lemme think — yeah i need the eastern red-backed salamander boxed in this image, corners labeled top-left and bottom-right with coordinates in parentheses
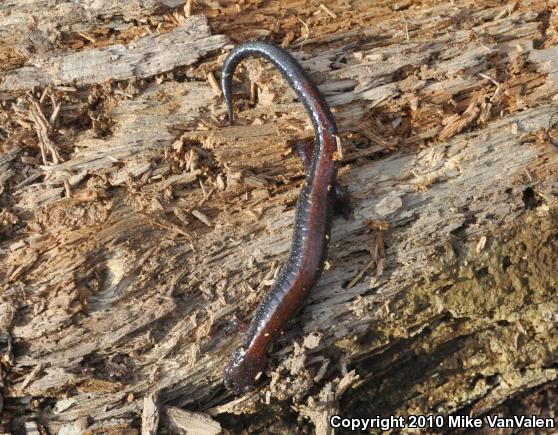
top-left (221, 40), bottom-right (350, 394)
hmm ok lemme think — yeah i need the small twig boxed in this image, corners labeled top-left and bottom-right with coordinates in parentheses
top-left (197, 188), bottom-right (215, 207)
top-left (297, 18), bottom-right (310, 48)
top-left (78, 31), bottom-right (97, 43)
top-left (198, 178), bottom-right (207, 197)
top-left (64, 179), bottom-right (71, 198)
top-left (49, 94), bottom-right (61, 124)
top-left (19, 363), bottom-right (44, 393)
top-left (319, 4), bottom-right (337, 19)
top-left (143, 213), bottom-right (194, 240)
top-left (534, 189), bottom-right (558, 207)
top-left (39, 87), bottom-right (49, 104)
top-left (206, 71), bottom-right (221, 96)
top-left (29, 98), bottom-right (61, 164)
top-left (346, 258), bottom-right (376, 289)
top-left (184, 0), bottom-right (194, 17)
top-left (401, 11), bottom-right (410, 44)
top-left (478, 72), bottom-right (500, 86)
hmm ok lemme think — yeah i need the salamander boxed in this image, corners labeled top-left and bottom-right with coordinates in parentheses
top-left (221, 40), bottom-right (350, 394)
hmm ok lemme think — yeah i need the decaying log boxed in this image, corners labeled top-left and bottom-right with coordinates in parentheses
top-left (1, 0), bottom-right (558, 433)
top-left (1, 15), bottom-right (227, 93)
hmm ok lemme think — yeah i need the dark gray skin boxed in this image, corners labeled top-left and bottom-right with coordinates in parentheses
top-left (221, 41), bottom-right (350, 394)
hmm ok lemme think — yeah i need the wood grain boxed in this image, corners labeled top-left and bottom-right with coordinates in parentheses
top-left (1, 0), bottom-right (558, 433)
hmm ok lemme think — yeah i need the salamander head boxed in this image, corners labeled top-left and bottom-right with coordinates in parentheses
top-left (224, 347), bottom-right (267, 394)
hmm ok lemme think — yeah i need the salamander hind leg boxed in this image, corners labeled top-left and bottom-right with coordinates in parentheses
top-left (292, 140), bottom-right (353, 219)
top-left (332, 183), bottom-right (353, 220)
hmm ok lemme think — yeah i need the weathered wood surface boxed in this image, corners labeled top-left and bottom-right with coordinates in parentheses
top-left (1, 0), bottom-right (558, 433)
top-left (1, 15), bottom-right (227, 93)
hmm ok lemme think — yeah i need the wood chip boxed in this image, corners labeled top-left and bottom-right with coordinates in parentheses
top-left (191, 209), bottom-right (212, 226)
top-left (141, 394), bottom-right (159, 435)
top-left (438, 97), bottom-right (481, 141)
top-left (476, 236), bottom-right (487, 253)
top-left (165, 407), bottom-right (221, 435)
